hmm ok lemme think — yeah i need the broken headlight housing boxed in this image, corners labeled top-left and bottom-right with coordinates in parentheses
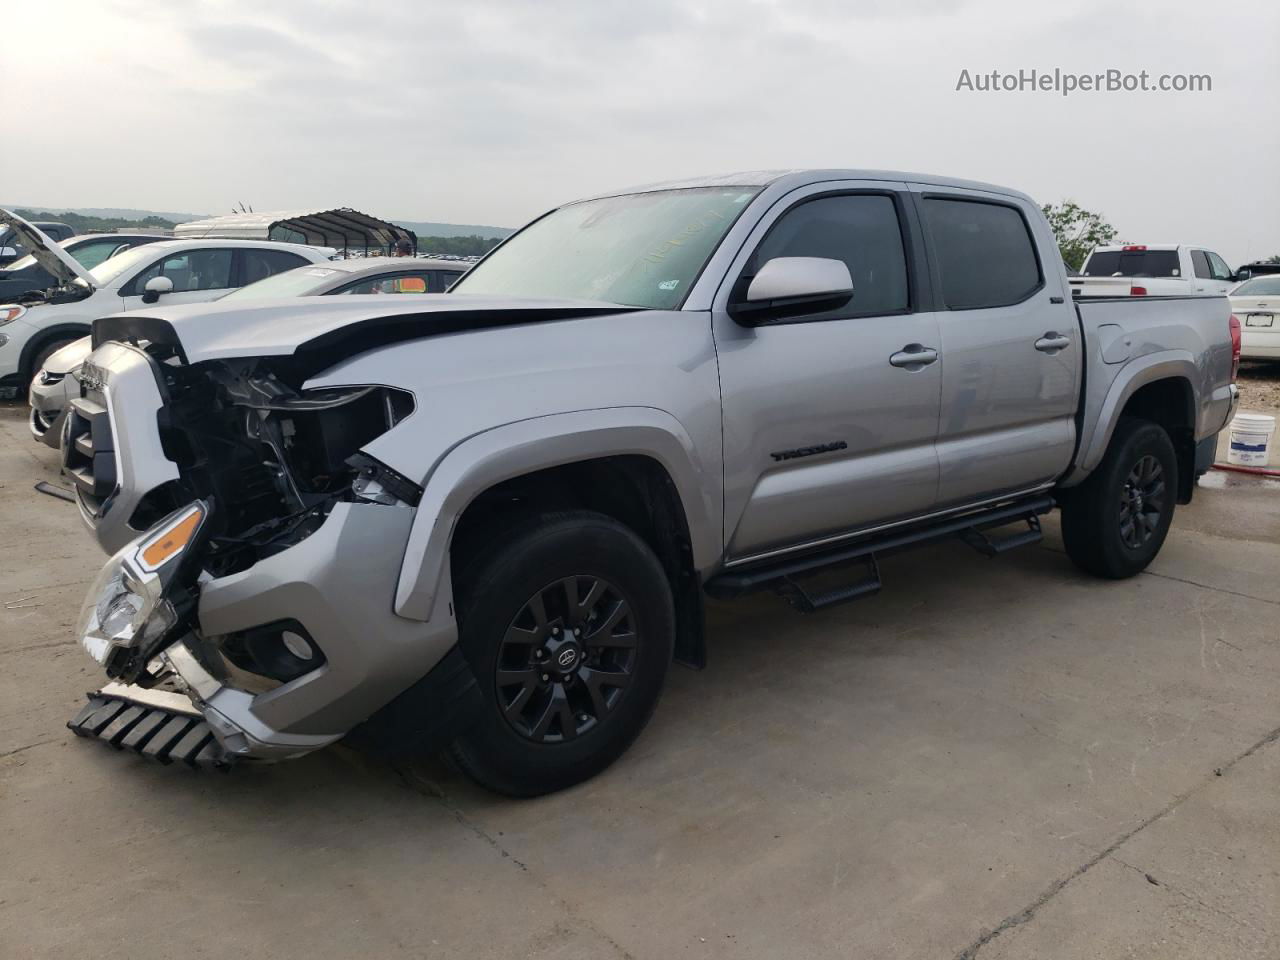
top-left (76, 501), bottom-right (208, 683)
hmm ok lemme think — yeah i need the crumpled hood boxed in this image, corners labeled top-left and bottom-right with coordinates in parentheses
top-left (0, 208), bottom-right (94, 290)
top-left (91, 294), bottom-right (643, 365)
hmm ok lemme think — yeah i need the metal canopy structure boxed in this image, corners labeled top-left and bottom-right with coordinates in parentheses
top-left (172, 208), bottom-right (416, 257)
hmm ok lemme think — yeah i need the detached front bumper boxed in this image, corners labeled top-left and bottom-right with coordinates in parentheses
top-left (71, 498), bottom-right (461, 764)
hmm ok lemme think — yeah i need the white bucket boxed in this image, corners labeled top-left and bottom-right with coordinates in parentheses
top-left (1226, 413), bottom-right (1277, 467)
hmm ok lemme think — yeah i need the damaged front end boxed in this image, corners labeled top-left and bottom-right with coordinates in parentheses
top-left (67, 339), bottom-right (452, 767)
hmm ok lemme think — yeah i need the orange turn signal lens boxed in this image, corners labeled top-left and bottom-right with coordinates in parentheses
top-left (138, 504), bottom-right (204, 571)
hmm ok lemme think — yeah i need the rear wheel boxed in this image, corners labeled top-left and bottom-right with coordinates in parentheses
top-left (1060, 418), bottom-right (1177, 579)
top-left (449, 512), bottom-right (674, 796)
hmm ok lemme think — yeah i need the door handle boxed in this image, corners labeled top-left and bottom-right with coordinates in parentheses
top-left (889, 344), bottom-right (939, 369)
top-left (1034, 333), bottom-right (1070, 353)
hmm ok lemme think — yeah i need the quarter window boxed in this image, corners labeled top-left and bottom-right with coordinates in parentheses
top-left (923, 198), bottom-right (1042, 309)
top-left (748, 194), bottom-right (910, 319)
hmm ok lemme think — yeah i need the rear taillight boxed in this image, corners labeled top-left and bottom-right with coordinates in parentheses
top-left (1122, 244), bottom-right (1148, 251)
top-left (1229, 313), bottom-right (1241, 382)
top-left (1130, 285), bottom-right (1148, 296)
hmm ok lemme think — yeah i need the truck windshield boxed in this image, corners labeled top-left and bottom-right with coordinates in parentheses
top-left (1082, 249), bottom-right (1181, 278)
top-left (451, 187), bottom-right (760, 309)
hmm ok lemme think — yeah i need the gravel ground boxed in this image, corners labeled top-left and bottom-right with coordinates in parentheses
top-left (1237, 361), bottom-right (1280, 416)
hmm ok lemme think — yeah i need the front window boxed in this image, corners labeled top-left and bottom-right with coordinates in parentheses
top-left (1233, 277), bottom-right (1280, 296)
top-left (451, 186), bottom-right (760, 309)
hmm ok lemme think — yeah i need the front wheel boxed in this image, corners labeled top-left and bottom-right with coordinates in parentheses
top-left (1060, 418), bottom-right (1178, 579)
top-left (449, 512), bottom-right (674, 796)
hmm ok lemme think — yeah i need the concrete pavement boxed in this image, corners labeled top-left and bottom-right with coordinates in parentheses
top-left (1, 401), bottom-right (1277, 959)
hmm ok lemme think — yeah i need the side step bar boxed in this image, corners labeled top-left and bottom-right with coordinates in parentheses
top-left (68, 684), bottom-right (231, 769)
top-left (705, 494), bottom-right (1054, 610)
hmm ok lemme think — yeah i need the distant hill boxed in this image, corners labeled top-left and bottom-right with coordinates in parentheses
top-left (4, 204), bottom-right (514, 240)
top-left (4, 204), bottom-right (209, 224)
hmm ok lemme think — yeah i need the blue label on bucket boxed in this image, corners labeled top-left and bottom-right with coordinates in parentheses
top-left (1230, 441), bottom-right (1267, 452)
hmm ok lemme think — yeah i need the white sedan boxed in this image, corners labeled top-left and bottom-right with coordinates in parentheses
top-left (1230, 275), bottom-right (1280, 360)
top-left (0, 208), bottom-right (330, 403)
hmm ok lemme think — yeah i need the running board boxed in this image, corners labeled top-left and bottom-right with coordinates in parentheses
top-left (706, 494), bottom-right (1055, 608)
top-left (67, 685), bottom-right (232, 769)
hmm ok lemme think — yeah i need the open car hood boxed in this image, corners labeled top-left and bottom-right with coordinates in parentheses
top-left (0, 208), bottom-right (95, 290)
top-left (91, 294), bottom-right (644, 373)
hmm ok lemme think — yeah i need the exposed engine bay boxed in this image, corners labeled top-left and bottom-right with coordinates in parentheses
top-left (136, 351), bottom-right (419, 578)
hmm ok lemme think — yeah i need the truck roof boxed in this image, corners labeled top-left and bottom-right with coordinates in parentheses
top-left (580, 169), bottom-right (1034, 204)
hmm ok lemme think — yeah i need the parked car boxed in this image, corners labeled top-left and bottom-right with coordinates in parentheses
top-left (0, 233), bottom-right (166, 302)
top-left (0, 207), bottom-right (331, 400)
top-left (63, 169), bottom-right (1237, 795)
top-left (1229, 274), bottom-right (1280, 359)
top-left (28, 256), bottom-right (470, 446)
top-left (0, 220), bottom-right (75, 266)
top-left (1234, 261), bottom-right (1280, 282)
top-left (1073, 244), bottom-right (1242, 297)
top-left (218, 255), bottom-right (469, 300)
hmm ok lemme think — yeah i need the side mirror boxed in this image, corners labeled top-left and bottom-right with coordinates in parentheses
top-left (730, 257), bottom-right (853, 325)
top-left (1233, 270), bottom-right (1250, 283)
top-left (141, 275), bottom-right (174, 304)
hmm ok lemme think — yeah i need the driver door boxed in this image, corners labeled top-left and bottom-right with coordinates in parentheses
top-left (118, 248), bottom-right (235, 310)
top-left (713, 182), bottom-right (943, 560)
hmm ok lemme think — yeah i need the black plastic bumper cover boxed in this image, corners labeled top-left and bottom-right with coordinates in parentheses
top-left (68, 693), bottom-right (230, 768)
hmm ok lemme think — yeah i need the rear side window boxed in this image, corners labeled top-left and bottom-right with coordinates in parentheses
top-left (1191, 250), bottom-right (1211, 279)
top-left (922, 198), bottom-right (1041, 309)
top-left (335, 272), bottom-right (434, 295)
top-left (1083, 249), bottom-right (1180, 279)
top-left (749, 194), bottom-right (910, 319)
top-left (240, 249), bottom-right (310, 286)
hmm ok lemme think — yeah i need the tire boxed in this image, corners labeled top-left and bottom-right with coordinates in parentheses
top-left (448, 511), bottom-right (674, 796)
top-left (28, 336), bottom-right (79, 383)
top-left (1060, 418), bottom-right (1178, 579)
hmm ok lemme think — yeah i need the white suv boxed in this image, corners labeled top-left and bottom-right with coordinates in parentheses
top-left (0, 209), bottom-right (331, 399)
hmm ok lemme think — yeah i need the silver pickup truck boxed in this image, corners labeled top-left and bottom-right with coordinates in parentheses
top-left (64, 170), bottom-right (1240, 795)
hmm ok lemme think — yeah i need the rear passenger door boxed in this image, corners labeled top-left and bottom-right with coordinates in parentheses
top-left (714, 182), bottom-right (943, 559)
top-left (912, 186), bottom-right (1081, 506)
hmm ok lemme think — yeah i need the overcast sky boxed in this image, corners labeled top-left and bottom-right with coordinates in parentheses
top-left (5, 0), bottom-right (1277, 263)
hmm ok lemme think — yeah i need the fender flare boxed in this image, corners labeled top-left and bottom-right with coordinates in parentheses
top-left (1077, 351), bottom-right (1197, 474)
top-left (394, 406), bottom-right (722, 622)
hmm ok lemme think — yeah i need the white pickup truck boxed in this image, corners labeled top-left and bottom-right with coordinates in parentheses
top-left (1071, 244), bottom-right (1241, 298)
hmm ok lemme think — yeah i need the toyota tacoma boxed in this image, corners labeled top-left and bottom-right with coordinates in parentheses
top-left (63, 170), bottom-right (1240, 795)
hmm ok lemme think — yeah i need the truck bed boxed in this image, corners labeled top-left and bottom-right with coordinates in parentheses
top-left (1069, 294), bottom-right (1235, 482)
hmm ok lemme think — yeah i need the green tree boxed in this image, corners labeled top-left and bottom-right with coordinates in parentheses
top-left (1040, 201), bottom-right (1119, 272)
top-left (414, 234), bottom-right (504, 257)
top-left (1266, 254), bottom-right (1280, 264)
